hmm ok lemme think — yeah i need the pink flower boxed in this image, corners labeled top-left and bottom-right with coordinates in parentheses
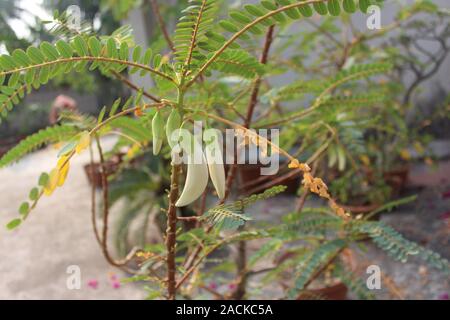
top-left (438, 293), bottom-right (449, 300)
top-left (112, 281), bottom-right (121, 289)
top-left (208, 282), bottom-right (218, 290)
top-left (87, 279), bottom-right (99, 289)
top-left (228, 283), bottom-right (236, 291)
top-left (440, 211), bottom-right (450, 220)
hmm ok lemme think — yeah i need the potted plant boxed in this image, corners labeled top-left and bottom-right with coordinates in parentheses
top-left (0, 0), bottom-right (449, 301)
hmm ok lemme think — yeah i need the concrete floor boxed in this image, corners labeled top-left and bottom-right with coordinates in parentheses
top-left (0, 139), bottom-right (146, 299)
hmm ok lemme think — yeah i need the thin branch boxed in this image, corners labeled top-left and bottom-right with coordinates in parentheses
top-left (95, 135), bottom-right (140, 270)
top-left (166, 164), bottom-right (181, 300)
top-left (305, 19), bottom-right (343, 49)
top-left (231, 26), bottom-right (275, 300)
top-left (244, 25), bottom-right (275, 127)
top-left (184, 0), bottom-right (208, 72)
top-left (89, 142), bottom-right (102, 246)
top-left (111, 70), bottom-right (161, 102)
top-left (149, 0), bottom-right (175, 52)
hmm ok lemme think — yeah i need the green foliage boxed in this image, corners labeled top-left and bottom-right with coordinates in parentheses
top-left (248, 238), bottom-right (283, 267)
top-left (277, 208), bottom-right (345, 241)
top-left (363, 195), bottom-right (418, 220)
top-left (320, 93), bottom-right (387, 108)
top-left (38, 172), bottom-right (49, 186)
top-left (354, 221), bottom-right (450, 273)
top-left (289, 239), bottom-right (346, 297)
top-left (0, 35), bottom-right (173, 101)
top-left (6, 218), bottom-right (21, 230)
top-left (0, 125), bottom-right (79, 168)
top-left (173, 0), bottom-right (386, 81)
top-left (115, 196), bottom-right (153, 256)
top-left (108, 167), bottom-right (158, 207)
top-left (219, 0), bottom-right (383, 36)
top-left (202, 185), bottom-right (287, 230)
top-left (5, 170), bottom-right (53, 229)
top-left (286, 214), bottom-right (344, 237)
top-left (174, 0), bottom-right (220, 70)
top-left (0, 83), bottom-right (29, 121)
top-left (109, 115), bottom-right (153, 144)
top-left (335, 264), bottom-right (375, 300)
top-left (2, 0), bottom-right (446, 301)
top-left (231, 185), bottom-right (287, 207)
top-left (208, 49), bottom-right (265, 78)
top-left (44, 9), bottom-right (93, 40)
top-left (261, 62), bottom-right (391, 108)
top-left (322, 62), bottom-right (392, 95)
top-left (202, 206), bottom-right (252, 230)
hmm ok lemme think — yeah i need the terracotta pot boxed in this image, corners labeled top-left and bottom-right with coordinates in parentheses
top-left (297, 282), bottom-right (348, 300)
top-left (84, 163), bottom-right (104, 188)
top-left (83, 154), bottom-right (123, 188)
top-left (238, 163), bottom-right (301, 195)
top-left (383, 165), bottom-right (410, 195)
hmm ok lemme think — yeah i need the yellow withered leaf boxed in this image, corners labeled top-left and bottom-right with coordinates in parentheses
top-left (75, 131), bottom-right (90, 154)
top-left (127, 143), bottom-right (140, 158)
top-left (399, 149), bottom-right (411, 161)
top-left (134, 107), bottom-right (144, 117)
top-left (303, 173), bottom-right (329, 198)
top-left (57, 155), bottom-right (69, 169)
top-left (44, 168), bottom-right (60, 196)
top-left (288, 159), bottom-right (311, 172)
top-left (57, 156), bottom-right (70, 186)
top-left (414, 142), bottom-right (425, 155)
top-left (360, 155), bottom-right (371, 166)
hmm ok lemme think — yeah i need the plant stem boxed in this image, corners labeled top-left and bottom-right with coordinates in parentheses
top-left (166, 87), bottom-right (184, 299)
top-left (244, 25), bottom-right (275, 127)
top-left (111, 70), bottom-right (161, 102)
top-left (232, 26), bottom-right (275, 300)
top-left (166, 163), bottom-right (180, 299)
top-left (96, 135), bottom-right (113, 264)
top-left (88, 142), bottom-right (102, 246)
top-left (94, 136), bottom-right (140, 273)
top-left (148, 0), bottom-right (175, 52)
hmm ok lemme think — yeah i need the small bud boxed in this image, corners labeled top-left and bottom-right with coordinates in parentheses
top-left (152, 111), bottom-right (164, 155)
